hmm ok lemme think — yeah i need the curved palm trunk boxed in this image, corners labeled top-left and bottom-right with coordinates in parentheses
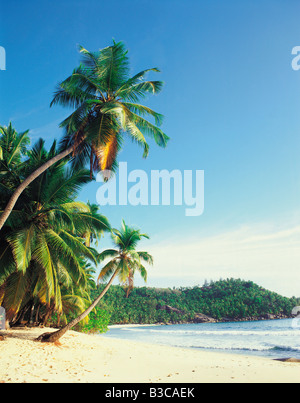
top-left (0, 145), bottom-right (74, 231)
top-left (36, 270), bottom-right (119, 343)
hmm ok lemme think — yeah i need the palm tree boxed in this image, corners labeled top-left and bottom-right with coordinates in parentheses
top-left (0, 123), bottom-right (30, 205)
top-left (0, 123), bottom-right (30, 170)
top-left (54, 260), bottom-right (97, 328)
top-left (0, 40), bottom-right (168, 231)
top-left (36, 220), bottom-right (153, 342)
top-left (97, 220), bottom-right (153, 297)
top-left (0, 138), bottom-right (110, 325)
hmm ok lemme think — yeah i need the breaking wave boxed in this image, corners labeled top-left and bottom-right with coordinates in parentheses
top-left (103, 319), bottom-right (300, 359)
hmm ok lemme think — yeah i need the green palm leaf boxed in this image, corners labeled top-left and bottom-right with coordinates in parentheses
top-left (7, 226), bottom-right (35, 273)
top-left (51, 40), bottom-right (168, 176)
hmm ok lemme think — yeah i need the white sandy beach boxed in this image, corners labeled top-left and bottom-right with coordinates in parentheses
top-left (0, 327), bottom-right (299, 383)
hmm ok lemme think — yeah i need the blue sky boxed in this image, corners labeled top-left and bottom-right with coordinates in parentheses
top-left (0, 0), bottom-right (300, 296)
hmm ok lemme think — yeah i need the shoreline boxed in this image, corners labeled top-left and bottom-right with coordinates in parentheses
top-left (108, 323), bottom-right (161, 329)
top-left (105, 319), bottom-right (300, 361)
top-left (0, 327), bottom-right (299, 383)
top-left (108, 315), bottom-right (294, 328)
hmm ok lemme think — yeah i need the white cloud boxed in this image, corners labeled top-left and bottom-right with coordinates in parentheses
top-left (144, 224), bottom-right (300, 297)
top-left (29, 118), bottom-right (63, 140)
top-left (9, 105), bottom-right (46, 123)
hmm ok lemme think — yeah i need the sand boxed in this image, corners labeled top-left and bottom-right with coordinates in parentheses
top-left (0, 327), bottom-right (299, 383)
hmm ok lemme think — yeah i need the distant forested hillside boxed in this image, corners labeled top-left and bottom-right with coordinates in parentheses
top-left (75, 278), bottom-right (299, 333)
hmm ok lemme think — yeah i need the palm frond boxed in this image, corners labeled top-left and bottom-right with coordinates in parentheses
top-left (97, 258), bottom-right (119, 284)
top-left (32, 234), bottom-right (56, 298)
top-left (2, 270), bottom-right (31, 320)
top-left (97, 131), bottom-right (122, 172)
top-left (123, 102), bottom-right (164, 126)
top-left (137, 251), bottom-right (154, 265)
top-left (115, 67), bottom-right (161, 95)
top-left (7, 226), bottom-right (35, 273)
top-left (59, 230), bottom-right (98, 265)
top-left (97, 249), bottom-right (119, 263)
top-left (117, 80), bottom-right (164, 102)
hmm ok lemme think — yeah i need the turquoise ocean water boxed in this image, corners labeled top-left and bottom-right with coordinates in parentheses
top-left (101, 319), bottom-right (300, 359)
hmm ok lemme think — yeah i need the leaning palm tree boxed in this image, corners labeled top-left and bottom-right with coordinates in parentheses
top-left (0, 139), bottom-right (110, 324)
top-left (0, 40), bottom-right (169, 231)
top-left (36, 220), bottom-right (153, 343)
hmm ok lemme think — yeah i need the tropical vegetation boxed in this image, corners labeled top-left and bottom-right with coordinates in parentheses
top-left (0, 126), bottom-right (110, 328)
top-left (0, 40), bottom-right (167, 341)
top-left (1, 41), bottom-right (294, 343)
top-left (0, 40), bottom-right (169, 231)
top-left (36, 221), bottom-right (153, 342)
top-left (89, 278), bottom-right (299, 327)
